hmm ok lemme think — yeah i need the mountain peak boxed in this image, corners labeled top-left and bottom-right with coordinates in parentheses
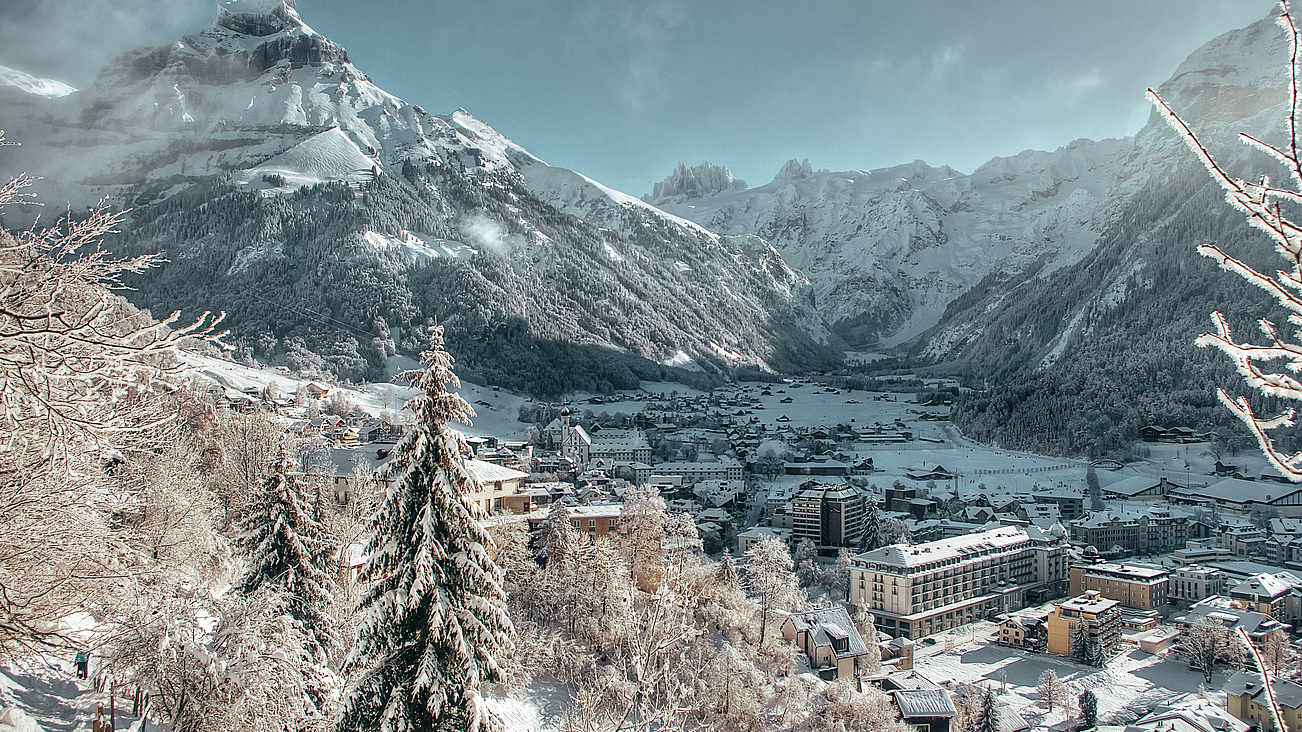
top-left (644, 161), bottom-right (747, 204)
top-left (773, 158), bottom-right (813, 182)
top-left (214, 0), bottom-right (306, 36)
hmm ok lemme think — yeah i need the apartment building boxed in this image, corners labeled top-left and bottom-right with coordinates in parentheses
top-left (791, 482), bottom-right (867, 554)
top-left (849, 526), bottom-right (1064, 639)
top-left (1071, 509), bottom-right (1189, 556)
top-left (652, 457), bottom-right (743, 484)
top-left (1046, 590), bottom-right (1121, 658)
top-left (1069, 562), bottom-right (1170, 610)
top-left (1170, 565), bottom-right (1226, 605)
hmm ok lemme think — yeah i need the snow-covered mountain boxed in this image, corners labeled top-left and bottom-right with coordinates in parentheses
top-left (921, 7), bottom-right (1295, 455)
top-left (0, 0), bottom-right (835, 393)
top-left (653, 140), bottom-right (1134, 349)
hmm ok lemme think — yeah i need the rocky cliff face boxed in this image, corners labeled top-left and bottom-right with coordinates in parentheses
top-left (644, 161), bottom-right (747, 206)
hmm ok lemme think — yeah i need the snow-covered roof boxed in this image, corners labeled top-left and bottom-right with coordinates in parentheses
top-left (465, 459), bottom-right (528, 484)
top-left (892, 689), bottom-right (957, 719)
top-left (1229, 572), bottom-right (1302, 600)
top-left (785, 606), bottom-right (868, 659)
top-left (856, 526), bottom-right (1029, 569)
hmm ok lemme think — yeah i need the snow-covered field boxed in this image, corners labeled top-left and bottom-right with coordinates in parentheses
top-left (916, 638), bottom-right (1227, 727)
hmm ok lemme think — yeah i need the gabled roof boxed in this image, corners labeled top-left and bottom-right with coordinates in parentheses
top-left (465, 458), bottom-right (529, 483)
top-left (1229, 572), bottom-right (1302, 601)
top-left (785, 606), bottom-right (868, 659)
top-left (1225, 670), bottom-right (1302, 709)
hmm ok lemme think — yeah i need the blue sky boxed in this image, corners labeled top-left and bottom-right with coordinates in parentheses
top-left (0, 0), bottom-right (1272, 195)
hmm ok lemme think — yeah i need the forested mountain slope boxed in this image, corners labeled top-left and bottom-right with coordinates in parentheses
top-left (918, 9), bottom-right (1292, 457)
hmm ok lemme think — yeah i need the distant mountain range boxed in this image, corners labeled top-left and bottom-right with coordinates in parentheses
top-left (0, 0), bottom-right (1293, 454)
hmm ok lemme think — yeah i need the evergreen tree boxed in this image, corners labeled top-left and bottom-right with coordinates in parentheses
top-left (1079, 689), bottom-right (1098, 728)
top-left (717, 550), bottom-right (740, 588)
top-left (341, 326), bottom-right (513, 732)
top-left (1071, 625), bottom-right (1103, 667)
top-left (861, 496), bottom-right (884, 551)
top-left (237, 448), bottom-right (339, 714)
top-left (978, 686), bottom-right (1001, 732)
top-left (1086, 466), bottom-right (1103, 512)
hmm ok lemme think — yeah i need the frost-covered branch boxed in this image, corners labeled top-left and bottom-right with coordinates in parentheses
top-left (1148, 0), bottom-right (1302, 480)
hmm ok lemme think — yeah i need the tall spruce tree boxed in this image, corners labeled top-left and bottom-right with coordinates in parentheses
top-left (861, 497), bottom-right (884, 551)
top-left (1079, 689), bottom-right (1098, 728)
top-left (978, 686), bottom-right (1001, 732)
top-left (341, 326), bottom-right (513, 732)
top-left (237, 448), bottom-right (339, 714)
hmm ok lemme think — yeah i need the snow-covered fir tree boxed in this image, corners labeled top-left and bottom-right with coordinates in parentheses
top-left (861, 498), bottom-right (884, 551)
top-left (340, 326), bottom-right (513, 732)
top-left (716, 551), bottom-right (739, 588)
top-left (237, 447), bottom-right (340, 715)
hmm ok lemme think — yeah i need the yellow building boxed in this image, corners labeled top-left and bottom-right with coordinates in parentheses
top-left (464, 459), bottom-right (530, 515)
top-left (1225, 670), bottom-right (1302, 732)
top-left (1046, 591), bottom-right (1121, 658)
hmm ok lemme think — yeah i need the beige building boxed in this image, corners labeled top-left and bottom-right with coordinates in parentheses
top-left (1171, 565), bottom-right (1226, 605)
top-left (849, 526), bottom-right (1064, 639)
top-left (464, 459), bottom-right (531, 515)
top-left (1225, 670), bottom-right (1302, 731)
top-left (1069, 562), bottom-right (1169, 610)
top-left (1046, 591), bottom-right (1121, 658)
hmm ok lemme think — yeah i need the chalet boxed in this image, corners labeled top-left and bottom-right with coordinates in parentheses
top-left (1101, 475), bottom-right (1180, 500)
top-left (997, 612), bottom-right (1047, 651)
top-left (905, 465), bottom-right (957, 482)
top-left (305, 382), bottom-right (329, 399)
top-left (781, 606), bottom-right (873, 681)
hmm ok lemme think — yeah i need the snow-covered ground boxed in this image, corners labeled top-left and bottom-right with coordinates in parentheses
top-left (0, 660), bottom-right (157, 732)
top-left (916, 637), bottom-right (1229, 727)
top-left (487, 680), bottom-right (570, 732)
top-left (178, 351), bottom-right (532, 438)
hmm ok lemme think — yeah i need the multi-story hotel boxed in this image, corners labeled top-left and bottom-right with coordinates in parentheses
top-left (849, 526), bottom-right (1065, 638)
top-left (1046, 590), bottom-right (1121, 658)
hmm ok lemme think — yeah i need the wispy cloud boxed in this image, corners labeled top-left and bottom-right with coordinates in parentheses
top-left (577, 0), bottom-right (687, 112)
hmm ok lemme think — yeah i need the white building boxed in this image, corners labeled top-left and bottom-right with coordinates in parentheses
top-left (653, 456), bottom-right (742, 484)
top-left (1170, 565), bottom-right (1226, 605)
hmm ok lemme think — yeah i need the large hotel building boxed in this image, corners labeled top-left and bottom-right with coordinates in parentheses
top-left (849, 526), bottom-right (1066, 638)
